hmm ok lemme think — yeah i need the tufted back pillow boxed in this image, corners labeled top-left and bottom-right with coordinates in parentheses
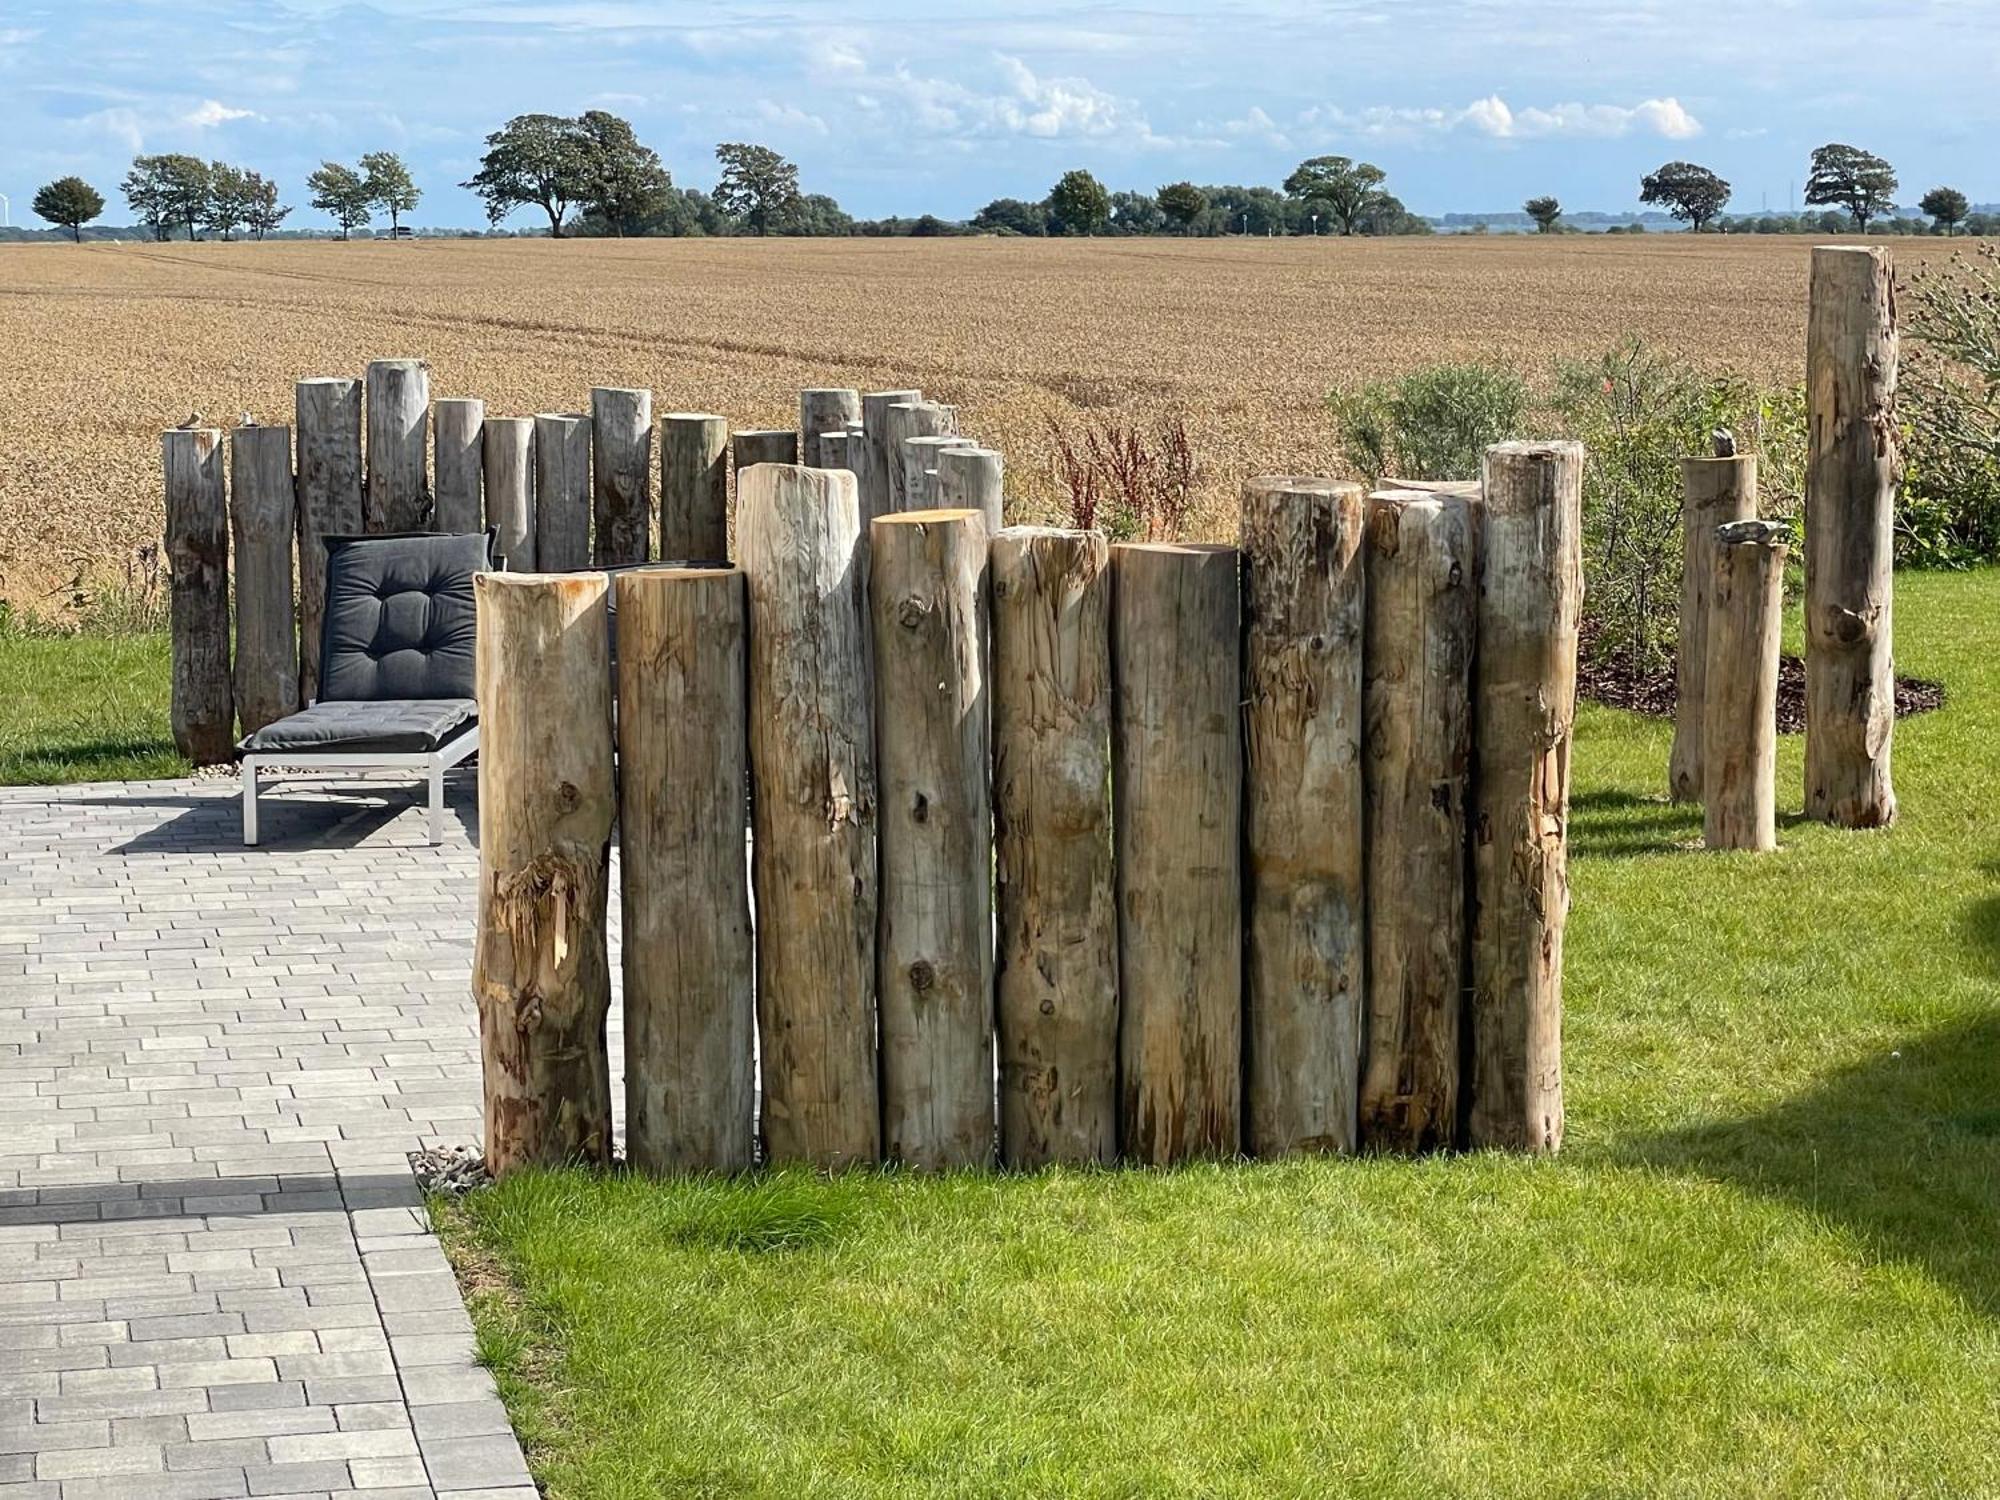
top-left (318, 531), bottom-right (492, 703)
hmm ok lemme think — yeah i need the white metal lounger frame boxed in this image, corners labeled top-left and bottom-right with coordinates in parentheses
top-left (240, 726), bottom-right (479, 847)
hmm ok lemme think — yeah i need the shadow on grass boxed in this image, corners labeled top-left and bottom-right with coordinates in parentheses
top-left (1627, 1003), bottom-right (2000, 1316)
top-left (1, 734), bottom-right (182, 781)
top-left (1569, 788), bottom-right (1702, 861)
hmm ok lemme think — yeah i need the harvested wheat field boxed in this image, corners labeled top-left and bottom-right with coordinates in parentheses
top-left (0, 232), bottom-right (1945, 609)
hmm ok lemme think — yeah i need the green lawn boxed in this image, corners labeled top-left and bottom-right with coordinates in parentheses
top-left (0, 628), bottom-right (186, 784)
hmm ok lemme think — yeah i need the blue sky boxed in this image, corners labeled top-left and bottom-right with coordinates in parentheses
top-left (2, 0), bottom-right (1992, 228)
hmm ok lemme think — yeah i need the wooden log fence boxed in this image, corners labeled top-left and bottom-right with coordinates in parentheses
top-left (1704, 520), bottom-right (1790, 853)
top-left (228, 422), bottom-right (296, 738)
top-left (534, 412), bottom-right (592, 573)
top-left (294, 378), bottom-right (361, 705)
top-left (1668, 444), bottom-right (1758, 803)
top-left (483, 417), bottom-right (535, 569)
top-left (591, 387), bottom-right (653, 567)
top-left (800, 388), bottom-right (862, 466)
top-left (364, 358), bottom-right (430, 531)
top-left (163, 427), bottom-right (233, 765)
top-left (434, 398), bottom-right (485, 537)
top-left (660, 413), bottom-right (729, 561)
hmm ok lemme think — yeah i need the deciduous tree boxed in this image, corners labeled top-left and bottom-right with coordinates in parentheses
top-left (243, 173), bottom-right (291, 239)
top-left (713, 142), bottom-right (802, 235)
top-left (32, 177), bottom-right (104, 241)
top-left (576, 113), bottom-right (673, 236)
top-left (307, 161), bottom-right (373, 239)
top-left (1158, 181), bottom-right (1206, 234)
top-left (463, 114), bottom-right (595, 236)
top-left (1048, 168), bottom-right (1110, 236)
top-left (1920, 186), bottom-right (1970, 236)
top-left (1639, 161), bottom-right (1732, 232)
top-left (123, 155), bottom-right (212, 242)
top-left (1805, 143), bottom-right (1898, 231)
top-left (1282, 156), bottom-right (1387, 235)
top-left (360, 152), bottom-right (421, 230)
top-left (1525, 195), bottom-right (1563, 233)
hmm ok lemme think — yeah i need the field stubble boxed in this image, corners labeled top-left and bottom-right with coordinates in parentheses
top-left (0, 233), bottom-right (1933, 609)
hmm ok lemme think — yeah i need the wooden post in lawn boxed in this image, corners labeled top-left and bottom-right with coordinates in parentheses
top-left (590, 387), bottom-right (653, 566)
top-left (1240, 478), bottom-right (1367, 1158)
top-left (1805, 244), bottom-right (1899, 829)
top-left (734, 429), bottom-right (799, 476)
top-left (364, 358), bottom-right (430, 532)
top-left (903, 435), bottom-right (974, 511)
top-left (162, 427), bottom-right (233, 765)
top-left (800, 388), bottom-right (861, 467)
top-left (991, 526), bottom-right (1118, 1167)
top-left (482, 417), bottom-right (535, 569)
top-left (660, 413), bottom-right (728, 561)
top-left (1112, 542), bottom-right (1243, 1165)
top-left (738, 463), bottom-right (881, 1167)
top-left (433, 398), bottom-right (485, 535)
top-left (872, 509), bottom-right (994, 1169)
top-left (472, 570), bottom-right (615, 1177)
top-left (616, 567), bottom-right (755, 1173)
top-left (1668, 441), bottom-right (1758, 803)
top-left (1468, 443), bottom-right (1583, 1155)
top-left (534, 412), bottom-right (591, 572)
top-left (1360, 490), bottom-right (1476, 1153)
top-left (294, 377), bottom-right (362, 705)
top-left (228, 422), bottom-right (296, 738)
top-left (937, 446), bottom-right (1004, 533)
top-left (860, 389), bottom-right (922, 521)
top-left (884, 401), bottom-right (955, 512)
top-left (1704, 520), bottom-right (1790, 853)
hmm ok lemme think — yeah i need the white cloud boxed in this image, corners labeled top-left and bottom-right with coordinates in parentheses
top-left (182, 99), bottom-right (257, 128)
top-left (757, 99), bottom-right (828, 135)
top-left (808, 45), bottom-right (1162, 149)
top-left (1210, 93), bottom-right (1702, 148)
top-left (1465, 95), bottom-right (1702, 140)
top-left (82, 106), bottom-right (145, 153)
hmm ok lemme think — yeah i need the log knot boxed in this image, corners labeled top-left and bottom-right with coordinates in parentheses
top-left (897, 594), bottom-right (932, 629)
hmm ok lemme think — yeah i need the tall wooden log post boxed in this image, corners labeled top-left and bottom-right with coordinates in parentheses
top-left (229, 423), bottom-right (297, 738)
top-left (1704, 520), bottom-right (1790, 854)
top-left (738, 463), bottom-right (881, 1167)
top-left (616, 567), bottom-right (755, 1173)
top-left (660, 414), bottom-right (729, 561)
top-left (295, 377), bottom-right (362, 705)
top-left (937, 447), bottom-right (1004, 533)
top-left (433, 398), bottom-right (485, 535)
top-left (364, 358), bottom-right (430, 532)
top-left (1240, 478), bottom-right (1367, 1158)
top-left (472, 571), bottom-right (615, 1177)
top-left (734, 429), bottom-right (800, 476)
top-left (163, 428), bottom-right (233, 764)
top-left (800, 388), bottom-right (862, 467)
top-left (1668, 448), bottom-right (1758, 802)
top-left (1468, 443), bottom-right (1583, 1155)
top-left (860, 389), bottom-right (922, 522)
top-left (991, 527), bottom-right (1118, 1167)
top-left (590, 387), bottom-right (653, 566)
top-left (903, 435), bottom-right (974, 511)
top-left (884, 401), bottom-right (956, 513)
top-left (871, 510), bottom-right (995, 1169)
top-left (534, 413), bottom-right (592, 572)
top-left (1360, 491), bottom-right (1476, 1153)
top-left (1112, 542), bottom-right (1243, 1165)
top-left (1805, 244), bottom-right (1899, 829)
top-left (818, 431), bottom-right (851, 470)
top-left (482, 418), bottom-right (535, 569)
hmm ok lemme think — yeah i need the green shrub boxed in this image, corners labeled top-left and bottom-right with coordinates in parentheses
top-left (1901, 245), bottom-right (2000, 567)
top-left (1328, 362), bottom-right (1530, 484)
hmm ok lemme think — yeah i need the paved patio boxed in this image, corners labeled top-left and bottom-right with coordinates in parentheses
top-left (0, 769), bottom-right (618, 1499)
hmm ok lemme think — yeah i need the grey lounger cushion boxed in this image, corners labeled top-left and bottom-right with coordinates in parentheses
top-left (318, 531), bottom-right (490, 702)
top-left (238, 699), bottom-right (476, 756)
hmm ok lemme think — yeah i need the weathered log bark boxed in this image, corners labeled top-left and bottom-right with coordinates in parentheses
top-left (817, 431), bottom-right (851, 470)
top-left (991, 526), bottom-right (1118, 1168)
top-left (937, 447), bottom-right (1004, 533)
top-left (660, 413), bottom-right (729, 562)
top-left (871, 509), bottom-right (994, 1169)
top-left (1360, 490), bottom-right (1476, 1153)
top-left (1805, 244), bottom-right (1899, 829)
top-left (800, 388), bottom-right (862, 468)
top-left (883, 401), bottom-right (956, 513)
top-left (734, 429), bottom-right (800, 476)
top-left (229, 423), bottom-right (297, 738)
top-left (859, 390), bottom-right (922, 522)
top-left (615, 567), bottom-right (755, 1173)
top-left (1240, 477), bottom-right (1367, 1158)
top-left (1668, 454), bottom-right (1758, 802)
top-left (1704, 519), bottom-right (1789, 853)
top-left (1112, 542), bottom-right (1243, 1165)
top-left (433, 398), bottom-right (485, 536)
top-left (482, 417), bottom-right (535, 570)
top-left (294, 377), bottom-right (362, 705)
top-left (364, 358), bottom-right (430, 532)
top-left (533, 413), bottom-right (592, 572)
top-left (590, 387), bottom-right (653, 566)
top-left (738, 463), bottom-right (881, 1167)
top-left (163, 428), bottom-right (233, 765)
top-left (472, 570), bottom-right (615, 1178)
top-left (1467, 442), bottom-right (1582, 1155)
top-left (902, 435), bottom-right (974, 512)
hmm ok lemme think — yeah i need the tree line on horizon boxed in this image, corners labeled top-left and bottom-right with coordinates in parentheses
top-left (19, 113), bottom-right (1992, 243)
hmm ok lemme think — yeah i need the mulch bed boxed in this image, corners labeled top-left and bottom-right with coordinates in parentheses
top-left (1581, 642), bottom-right (1946, 731)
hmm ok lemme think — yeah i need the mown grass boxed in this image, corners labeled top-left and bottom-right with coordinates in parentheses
top-left (448, 566), bottom-right (2000, 1498)
top-left (0, 626), bottom-right (185, 784)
